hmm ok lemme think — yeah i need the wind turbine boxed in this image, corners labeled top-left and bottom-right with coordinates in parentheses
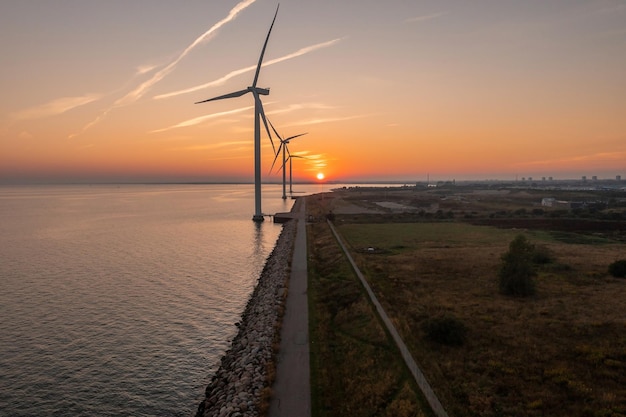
top-left (195, 5), bottom-right (279, 222)
top-left (286, 153), bottom-right (306, 197)
top-left (269, 120), bottom-right (307, 199)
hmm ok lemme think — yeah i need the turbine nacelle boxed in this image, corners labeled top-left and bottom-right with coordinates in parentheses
top-left (250, 86), bottom-right (270, 95)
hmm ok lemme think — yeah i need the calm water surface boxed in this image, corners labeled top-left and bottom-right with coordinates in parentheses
top-left (0, 184), bottom-right (299, 416)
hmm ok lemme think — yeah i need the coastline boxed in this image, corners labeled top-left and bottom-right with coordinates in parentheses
top-left (194, 202), bottom-right (299, 417)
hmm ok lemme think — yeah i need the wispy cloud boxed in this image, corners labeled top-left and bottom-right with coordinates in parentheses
top-left (151, 105), bottom-right (254, 133)
top-left (288, 114), bottom-right (369, 127)
top-left (406, 12), bottom-right (446, 23)
top-left (12, 94), bottom-right (101, 121)
top-left (154, 38), bottom-right (343, 100)
top-left (69, 108), bottom-right (113, 139)
top-left (72, 0), bottom-right (256, 137)
top-left (136, 64), bottom-right (159, 75)
top-left (266, 102), bottom-right (336, 116)
top-left (304, 153), bottom-right (329, 170)
top-left (169, 140), bottom-right (251, 152)
top-left (204, 154), bottom-right (250, 162)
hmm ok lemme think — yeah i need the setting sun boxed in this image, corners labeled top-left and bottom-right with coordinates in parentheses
top-left (316, 173), bottom-right (325, 181)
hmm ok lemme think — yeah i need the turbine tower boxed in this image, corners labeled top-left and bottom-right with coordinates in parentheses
top-left (195, 5), bottom-right (279, 222)
top-left (287, 153), bottom-right (305, 196)
top-left (269, 120), bottom-right (307, 199)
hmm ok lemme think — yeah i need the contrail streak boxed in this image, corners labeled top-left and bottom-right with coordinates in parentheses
top-left (72, 0), bottom-right (256, 137)
top-left (406, 12), bottom-right (446, 23)
top-left (116, 0), bottom-right (257, 106)
top-left (154, 38), bottom-right (342, 100)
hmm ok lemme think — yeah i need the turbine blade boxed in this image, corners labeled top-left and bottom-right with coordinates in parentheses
top-left (195, 89), bottom-right (249, 104)
top-left (285, 132), bottom-right (308, 141)
top-left (268, 118), bottom-right (283, 141)
top-left (269, 143), bottom-right (283, 173)
top-left (252, 4), bottom-right (280, 88)
top-left (255, 95), bottom-right (275, 153)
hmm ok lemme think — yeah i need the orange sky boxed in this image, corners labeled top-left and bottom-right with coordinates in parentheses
top-left (1, 0), bottom-right (625, 184)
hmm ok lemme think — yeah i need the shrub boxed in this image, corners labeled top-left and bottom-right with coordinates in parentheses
top-left (423, 315), bottom-right (467, 346)
top-left (499, 235), bottom-right (536, 297)
top-left (608, 259), bottom-right (626, 278)
top-left (532, 244), bottom-right (554, 264)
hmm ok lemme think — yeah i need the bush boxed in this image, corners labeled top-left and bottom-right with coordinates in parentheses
top-left (423, 315), bottom-right (467, 346)
top-left (608, 260), bottom-right (626, 278)
top-left (499, 235), bottom-right (536, 297)
top-left (532, 244), bottom-right (554, 264)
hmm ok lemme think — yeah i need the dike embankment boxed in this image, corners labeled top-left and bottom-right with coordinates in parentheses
top-left (194, 211), bottom-right (297, 417)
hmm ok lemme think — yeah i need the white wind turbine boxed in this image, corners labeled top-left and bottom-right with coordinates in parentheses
top-left (195, 5), bottom-right (279, 222)
top-left (269, 120), bottom-right (307, 199)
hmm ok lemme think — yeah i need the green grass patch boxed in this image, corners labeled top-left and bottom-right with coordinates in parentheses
top-left (549, 231), bottom-right (616, 245)
top-left (338, 222), bottom-right (527, 251)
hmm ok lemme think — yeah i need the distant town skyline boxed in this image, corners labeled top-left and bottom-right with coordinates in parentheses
top-left (1, 0), bottom-right (625, 184)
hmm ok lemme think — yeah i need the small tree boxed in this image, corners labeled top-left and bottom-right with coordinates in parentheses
top-left (608, 259), bottom-right (626, 278)
top-left (499, 234), bottom-right (536, 296)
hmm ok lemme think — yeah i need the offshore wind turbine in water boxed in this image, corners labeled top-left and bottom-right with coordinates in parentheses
top-left (196, 5), bottom-right (279, 222)
top-left (269, 120), bottom-right (307, 199)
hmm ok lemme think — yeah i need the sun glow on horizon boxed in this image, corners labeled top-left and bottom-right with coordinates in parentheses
top-left (316, 172), bottom-right (325, 181)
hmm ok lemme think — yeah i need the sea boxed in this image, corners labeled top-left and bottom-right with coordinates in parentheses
top-left (0, 183), bottom-right (321, 417)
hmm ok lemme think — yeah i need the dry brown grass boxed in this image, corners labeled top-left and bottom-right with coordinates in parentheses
top-left (364, 240), bottom-right (626, 417)
top-left (320, 187), bottom-right (626, 417)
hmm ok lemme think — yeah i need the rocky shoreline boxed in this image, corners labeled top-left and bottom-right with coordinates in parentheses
top-left (194, 215), bottom-right (297, 417)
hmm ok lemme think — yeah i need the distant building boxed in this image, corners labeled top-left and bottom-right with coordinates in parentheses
top-left (541, 197), bottom-right (569, 208)
top-left (542, 177), bottom-right (546, 181)
top-left (548, 176), bottom-right (553, 181)
top-left (592, 176), bottom-right (598, 181)
top-left (617, 175), bottom-right (622, 181)
top-left (582, 176), bottom-right (587, 182)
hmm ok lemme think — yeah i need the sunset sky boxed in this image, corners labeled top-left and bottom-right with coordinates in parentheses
top-left (1, 0), bottom-right (625, 183)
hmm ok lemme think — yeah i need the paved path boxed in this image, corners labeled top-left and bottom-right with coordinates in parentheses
top-left (269, 198), bottom-right (311, 417)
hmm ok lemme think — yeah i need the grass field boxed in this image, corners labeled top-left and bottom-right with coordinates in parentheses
top-left (307, 217), bottom-right (435, 417)
top-left (306, 187), bottom-right (626, 417)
